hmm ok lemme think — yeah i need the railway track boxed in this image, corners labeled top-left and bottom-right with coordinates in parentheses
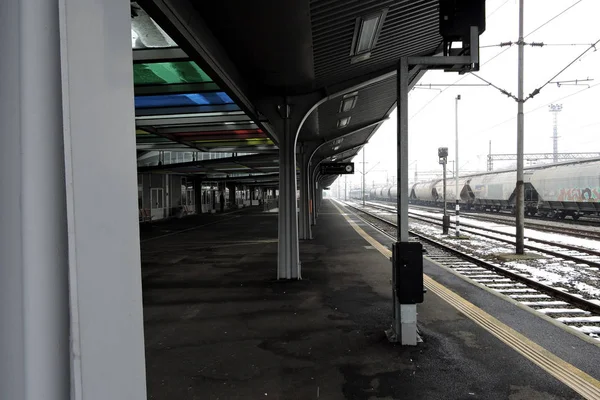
top-left (407, 212), bottom-right (600, 269)
top-left (365, 201), bottom-right (600, 268)
top-left (407, 202), bottom-right (600, 241)
top-left (339, 200), bottom-right (600, 341)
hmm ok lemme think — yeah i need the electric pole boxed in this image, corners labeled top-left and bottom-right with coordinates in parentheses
top-left (344, 175), bottom-right (347, 201)
top-left (362, 148), bottom-right (366, 206)
top-left (516, 0), bottom-right (525, 255)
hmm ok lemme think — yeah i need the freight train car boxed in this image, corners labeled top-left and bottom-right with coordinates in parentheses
top-left (469, 170), bottom-right (538, 213)
top-left (431, 177), bottom-right (474, 208)
top-left (530, 160), bottom-right (600, 219)
top-left (409, 180), bottom-right (440, 203)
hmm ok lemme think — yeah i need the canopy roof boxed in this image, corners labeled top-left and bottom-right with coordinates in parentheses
top-left (133, 0), bottom-right (446, 184)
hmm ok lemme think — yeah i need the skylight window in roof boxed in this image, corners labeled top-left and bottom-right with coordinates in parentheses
top-left (350, 9), bottom-right (388, 63)
top-left (131, 1), bottom-right (177, 48)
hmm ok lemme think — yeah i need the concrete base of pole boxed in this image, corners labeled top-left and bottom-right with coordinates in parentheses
top-left (442, 215), bottom-right (450, 235)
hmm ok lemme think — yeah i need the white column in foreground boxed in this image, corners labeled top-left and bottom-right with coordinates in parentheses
top-left (0, 0), bottom-right (70, 398)
top-left (58, 0), bottom-right (147, 398)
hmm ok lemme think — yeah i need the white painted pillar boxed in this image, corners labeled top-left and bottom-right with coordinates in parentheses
top-left (298, 144), bottom-right (312, 240)
top-left (277, 103), bottom-right (301, 279)
top-left (0, 1), bottom-right (70, 398)
top-left (59, 0), bottom-right (147, 397)
top-left (0, 0), bottom-right (147, 399)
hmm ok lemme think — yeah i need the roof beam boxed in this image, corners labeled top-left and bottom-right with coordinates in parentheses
top-left (132, 47), bottom-right (188, 63)
top-left (135, 112), bottom-right (250, 127)
top-left (135, 103), bottom-right (240, 117)
top-left (157, 122), bottom-right (257, 134)
top-left (134, 82), bottom-right (220, 96)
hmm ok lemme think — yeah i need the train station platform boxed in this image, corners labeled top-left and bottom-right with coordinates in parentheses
top-left (141, 200), bottom-right (600, 400)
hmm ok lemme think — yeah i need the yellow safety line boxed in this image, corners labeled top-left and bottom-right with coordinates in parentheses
top-left (330, 199), bottom-right (600, 399)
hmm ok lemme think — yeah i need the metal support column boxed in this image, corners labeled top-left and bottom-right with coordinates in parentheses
top-left (516, 0), bottom-right (525, 254)
top-left (278, 101), bottom-right (301, 279)
top-left (310, 163), bottom-right (317, 226)
top-left (1, 1), bottom-right (69, 398)
top-left (311, 167), bottom-right (321, 225)
top-left (228, 182), bottom-right (236, 208)
top-left (298, 144), bottom-right (311, 239)
top-left (388, 57), bottom-right (418, 345)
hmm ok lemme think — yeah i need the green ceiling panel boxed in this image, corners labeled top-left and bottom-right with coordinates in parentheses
top-left (134, 62), bottom-right (213, 85)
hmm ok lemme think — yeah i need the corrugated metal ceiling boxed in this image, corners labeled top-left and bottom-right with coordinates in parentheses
top-left (310, 0), bottom-right (441, 89)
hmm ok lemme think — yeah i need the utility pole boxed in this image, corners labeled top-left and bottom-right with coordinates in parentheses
top-left (362, 148), bottom-right (366, 206)
top-left (516, 0), bottom-right (525, 255)
top-left (344, 175), bottom-right (347, 201)
top-left (455, 94), bottom-right (461, 237)
top-left (549, 104), bottom-right (563, 163)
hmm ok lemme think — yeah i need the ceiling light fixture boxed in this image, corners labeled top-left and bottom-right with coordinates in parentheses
top-left (350, 9), bottom-right (388, 64)
top-left (339, 91), bottom-right (359, 113)
top-left (337, 116), bottom-right (351, 129)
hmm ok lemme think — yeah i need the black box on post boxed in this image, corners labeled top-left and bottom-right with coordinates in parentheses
top-left (392, 242), bottom-right (424, 304)
top-left (439, 0), bottom-right (486, 41)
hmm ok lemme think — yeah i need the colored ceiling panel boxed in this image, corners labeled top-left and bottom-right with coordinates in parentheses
top-left (135, 92), bottom-right (234, 109)
top-left (173, 130), bottom-right (264, 137)
top-left (134, 62), bottom-right (212, 85)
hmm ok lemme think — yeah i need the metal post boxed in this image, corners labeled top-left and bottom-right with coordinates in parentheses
top-left (389, 57), bottom-right (418, 345)
top-left (516, 0), bottom-right (525, 255)
top-left (299, 144), bottom-right (310, 240)
top-left (362, 148), bottom-right (366, 206)
top-left (455, 94), bottom-right (461, 237)
top-left (344, 175), bottom-right (347, 201)
top-left (442, 161), bottom-right (449, 234)
top-left (277, 101), bottom-right (301, 278)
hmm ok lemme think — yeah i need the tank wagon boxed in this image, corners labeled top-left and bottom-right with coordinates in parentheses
top-left (367, 158), bottom-right (600, 220)
top-left (431, 177), bottom-right (475, 208)
top-left (468, 170), bottom-right (537, 213)
top-left (530, 160), bottom-right (600, 219)
top-left (409, 180), bottom-right (440, 204)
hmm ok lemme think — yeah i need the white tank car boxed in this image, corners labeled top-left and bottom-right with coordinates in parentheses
top-left (530, 159), bottom-right (600, 218)
top-left (432, 177), bottom-right (472, 204)
top-left (388, 186), bottom-right (398, 200)
top-left (469, 170), bottom-right (534, 212)
top-left (411, 180), bottom-right (440, 202)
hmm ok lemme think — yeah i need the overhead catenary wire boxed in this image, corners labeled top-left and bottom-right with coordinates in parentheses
top-left (524, 0), bottom-right (584, 38)
top-left (524, 38), bottom-right (600, 101)
top-left (409, 46), bottom-right (514, 120)
top-left (469, 72), bottom-right (517, 100)
top-left (487, 0), bottom-right (510, 19)
top-left (411, 1), bottom-right (586, 120)
top-left (474, 82), bottom-right (600, 136)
